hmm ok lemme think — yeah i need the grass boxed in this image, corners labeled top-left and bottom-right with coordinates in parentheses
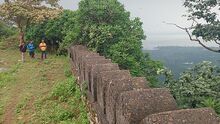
top-left (0, 45), bottom-right (89, 123)
top-left (33, 77), bottom-right (89, 123)
top-left (0, 63), bottom-right (21, 88)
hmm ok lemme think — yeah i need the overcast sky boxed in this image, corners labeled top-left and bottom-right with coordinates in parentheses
top-left (1, 0), bottom-right (212, 49)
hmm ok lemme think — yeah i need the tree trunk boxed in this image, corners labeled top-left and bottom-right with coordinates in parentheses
top-left (19, 31), bottom-right (24, 45)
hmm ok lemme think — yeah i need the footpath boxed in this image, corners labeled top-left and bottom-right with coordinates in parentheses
top-left (0, 49), bottom-right (70, 124)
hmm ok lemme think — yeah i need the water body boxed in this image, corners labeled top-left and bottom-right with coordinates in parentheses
top-left (145, 46), bottom-right (220, 78)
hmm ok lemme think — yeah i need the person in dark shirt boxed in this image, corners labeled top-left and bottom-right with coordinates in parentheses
top-left (19, 42), bottom-right (27, 62)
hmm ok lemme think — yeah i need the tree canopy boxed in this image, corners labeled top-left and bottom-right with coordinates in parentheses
top-left (25, 0), bottom-right (163, 86)
top-left (25, 10), bottom-right (79, 53)
top-left (161, 61), bottom-right (220, 114)
top-left (181, 0), bottom-right (220, 52)
top-left (0, 20), bottom-right (16, 39)
top-left (0, 0), bottom-right (62, 43)
top-left (75, 0), bottom-right (162, 85)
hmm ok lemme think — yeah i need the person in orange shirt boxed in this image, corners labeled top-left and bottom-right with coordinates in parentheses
top-left (39, 40), bottom-right (47, 60)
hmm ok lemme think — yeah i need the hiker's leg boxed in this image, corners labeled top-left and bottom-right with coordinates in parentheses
top-left (21, 52), bottom-right (24, 62)
top-left (44, 52), bottom-right (47, 59)
top-left (31, 52), bottom-right (33, 58)
top-left (29, 52), bottom-right (32, 57)
top-left (33, 52), bottom-right (35, 58)
top-left (41, 52), bottom-right (43, 60)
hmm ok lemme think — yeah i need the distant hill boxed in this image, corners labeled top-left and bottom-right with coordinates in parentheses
top-left (144, 46), bottom-right (220, 78)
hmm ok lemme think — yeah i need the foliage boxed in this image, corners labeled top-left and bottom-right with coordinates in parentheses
top-left (0, 21), bottom-right (16, 40)
top-left (25, 10), bottom-right (79, 54)
top-left (74, 0), bottom-right (162, 85)
top-left (183, 0), bottom-right (220, 47)
top-left (199, 98), bottom-right (220, 115)
top-left (0, 0), bottom-right (62, 43)
top-left (60, 10), bottom-right (80, 54)
top-left (35, 76), bottom-right (89, 123)
top-left (0, 63), bottom-right (20, 88)
top-left (25, 23), bottom-right (46, 43)
top-left (0, 20), bottom-right (17, 47)
top-left (26, 0), bottom-right (163, 85)
top-left (161, 61), bottom-right (220, 114)
top-left (50, 77), bottom-right (78, 102)
top-left (0, 0), bottom-right (61, 29)
top-left (0, 72), bottom-right (12, 88)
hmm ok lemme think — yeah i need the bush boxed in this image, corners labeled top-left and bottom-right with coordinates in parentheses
top-left (51, 77), bottom-right (77, 102)
top-left (36, 76), bottom-right (89, 123)
top-left (25, 0), bottom-right (163, 85)
top-left (162, 61), bottom-right (220, 114)
top-left (0, 21), bottom-right (16, 38)
top-left (74, 0), bottom-right (162, 85)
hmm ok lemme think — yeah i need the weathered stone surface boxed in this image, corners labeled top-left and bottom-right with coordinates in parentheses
top-left (70, 45), bottom-right (87, 65)
top-left (69, 59), bottom-right (77, 76)
top-left (84, 59), bottom-right (112, 93)
top-left (106, 78), bottom-right (134, 124)
top-left (140, 108), bottom-right (220, 124)
top-left (73, 50), bottom-right (90, 76)
top-left (69, 45), bottom-right (220, 124)
top-left (69, 45), bottom-right (87, 76)
top-left (116, 89), bottom-right (177, 124)
top-left (80, 56), bottom-right (105, 84)
top-left (131, 77), bottom-right (149, 89)
top-left (76, 51), bottom-right (99, 82)
top-left (93, 102), bottom-right (109, 124)
top-left (97, 70), bottom-right (131, 115)
top-left (83, 59), bottom-right (112, 102)
top-left (91, 63), bottom-right (119, 102)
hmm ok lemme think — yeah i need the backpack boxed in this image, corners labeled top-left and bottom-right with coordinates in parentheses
top-left (20, 44), bottom-right (27, 52)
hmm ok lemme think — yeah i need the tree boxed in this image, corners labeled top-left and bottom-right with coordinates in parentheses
top-left (25, 10), bottom-right (79, 54)
top-left (173, 0), bottom-right (220, 53)
top-left (161, 61), bottom-right (220, 114)
top-left (0, 20), bottom-right (16, 39)
top-left (0, 0), bottom-right (62, 44)
top-left (75, 0), bottom-right (163, 85)
top-left (24, 0), bottom-right (163, 85)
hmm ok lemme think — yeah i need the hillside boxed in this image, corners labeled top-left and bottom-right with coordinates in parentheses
top-left (145, 46), bottom-right (220, 77)
top-left (0, 47), bottom-right (88, 123)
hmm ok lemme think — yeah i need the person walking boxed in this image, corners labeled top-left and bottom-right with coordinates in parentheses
top-left (27, 40), bottom-right (35, 58)
top-left (39, 40), bottom-right (47, 60)
top-left (19, 42), bottom-right (27, 62)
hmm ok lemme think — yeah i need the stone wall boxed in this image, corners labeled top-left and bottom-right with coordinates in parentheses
top-left (69, 45), bottom-right (220, 124)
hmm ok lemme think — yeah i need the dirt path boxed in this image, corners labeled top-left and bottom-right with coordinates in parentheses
top-left (3, 86), bottom-right (23, 124)
top-left (0, 49), bottom-right (67, 124)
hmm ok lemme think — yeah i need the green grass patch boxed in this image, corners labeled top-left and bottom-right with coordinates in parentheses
top-left (50, 77), bottom-right (78, 102)
top-left (16, 97), bottom-right (29, 114)
top-left (0, 63), bottom-right (21, 88)
top-left (0, 101), bottom-right (4, 118)
top-left (0, 72), bottom-right (12, 88)
top-left (0, 47), bottom-right (89, 123)
top-left (0, 93), bottom-right (9, 123)
top-left (33, 76), bottom-right (89, 123)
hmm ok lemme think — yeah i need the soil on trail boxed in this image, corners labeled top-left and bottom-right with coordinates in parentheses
top-left (0, 49), bottom-right (67, 124)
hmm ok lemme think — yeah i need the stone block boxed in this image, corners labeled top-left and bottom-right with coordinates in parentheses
top-left (131, 77), bottom-right (149, 89)
top-left (116, 88), bottom-right (177, 124)
top-left (91, 63), bottom-right (119, 102)
top-left (106, 78), bottom-right (134, 124)
top-left (140, 108), bottom-right (220, 124)
top-left (84, 59), bottom-right (112, 93)
top-left (97, 70), bottom-right (131, 115)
